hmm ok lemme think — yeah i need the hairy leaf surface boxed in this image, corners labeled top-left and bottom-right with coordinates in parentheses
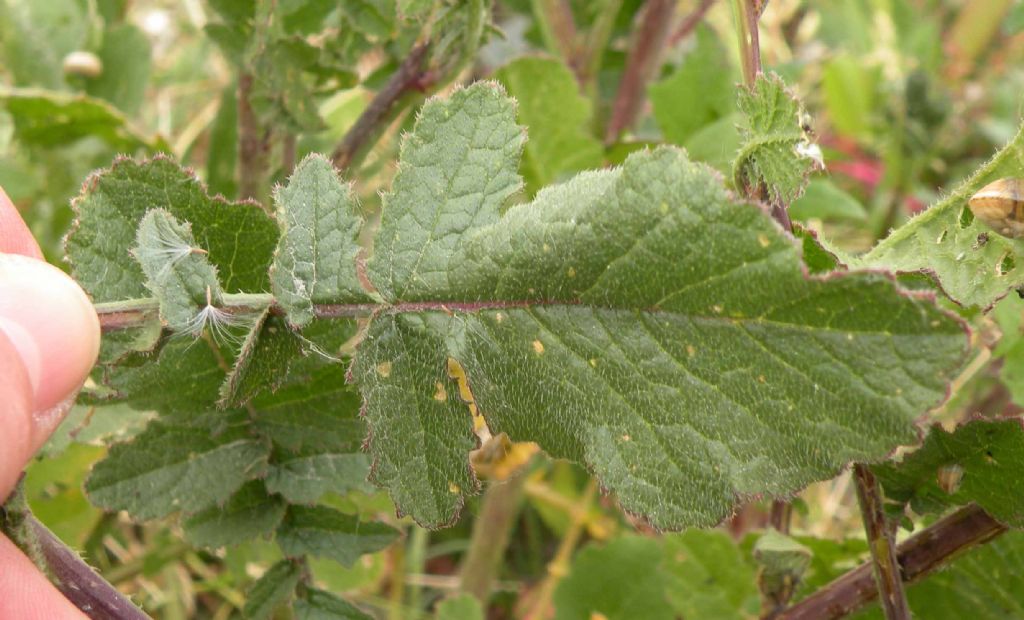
top-left (734, 73), bottom-right (817, 205)
top-left (67, 155), bottom-right (278, 303)
top-left (863, 119), bottom-right (1024, 307)
top-left (74, 83), bottom-right (968, 533)
top-left (85, 410), bottom-right (269, 520)
top-left (355, 89), bottom-right (966, 527)
top-left (271, 155), bottom-right (373, 327)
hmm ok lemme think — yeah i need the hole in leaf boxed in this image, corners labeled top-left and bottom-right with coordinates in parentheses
top-left (959, 206), bottom-right (975, 228)
top-left (999, 253), bottom-right (1016, 276)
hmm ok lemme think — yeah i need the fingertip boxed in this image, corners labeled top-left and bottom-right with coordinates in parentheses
top-left (0, 187), bottom-right (44, 259)
top-left (0, 255), bottom-right (99, 441)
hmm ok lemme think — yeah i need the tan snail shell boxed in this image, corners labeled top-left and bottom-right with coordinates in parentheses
top-left (968, 178), bottom-right (1024, 238)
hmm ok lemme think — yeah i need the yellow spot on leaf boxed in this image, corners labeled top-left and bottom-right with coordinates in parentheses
top-left (659, 202), bottom-right (669, 215)
top-left (543, 243), bottom-right (551, 253)
top-left (567, 266), bottom-right (576, 278)
top-left (447, 357), bottom-right (484, 429)
top-left (621, 434), bottom-right (631, 442)
top-left (591, 613), bottom-right (610, 620)
top-left (434, 382), bottom-right (448, 401)
top-left (589, 358), bottom-right (598, 367)
top-left (686, 345), bottom-right (696, 357)
top-left (495, 312), bottom-right (505, 323)
top-left (712, 305), bottom-right (723, 314)
top-left (449, 482), bottom-right (461, 494)
top-left (757, 375), bottom-right (766, 383)
top-left (532, 339), bottom-right (545, 355)
top-left (846, 333), bottom-right (854, 341)
top-left (758, 233), bottom-right (771, 248)
top-left (376, 362), bottom-right (392, 378)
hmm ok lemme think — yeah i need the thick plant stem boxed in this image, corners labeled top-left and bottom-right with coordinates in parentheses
top-left (237, 73), bottom-right (271, 203)
top-left (459, 475), bottom-right (527, 603)
top-left (604, 0), bottom-right (676, 144)
top-left (30, 517), bottom-right (151, 620)
top-left (732, 0), bottom-right (762, 88)
top-left (2, 487), bottom-right (150, 620)
top-left (530, 0), bottom-right (579, 68)
top-left (769, 500), bottom-right (792, 535)
top-left (852, 464), bottom-right (911, 620)
top-left (281, 133), bottom-right (297, 178)
top-left (778, 504), bottom-right (1006, 620)
top-left (579, 0), bottom-right (624, 90)
top-left (330, 42), bottom-right (432, 172)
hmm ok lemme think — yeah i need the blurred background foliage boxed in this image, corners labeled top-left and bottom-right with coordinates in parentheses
top-left (3, 0), bottom-right (1024, 618)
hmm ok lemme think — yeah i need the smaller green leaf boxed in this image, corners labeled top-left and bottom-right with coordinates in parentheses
top-left (96, 313), bottom-right (162, 365)
top-left (182, 481), bottom-right (286, 549)
top-left (276, 505), bottom-right (399, 567)
top-left (873, 418), bottom-right (1024, 526)
top-left (294, 588), bottom-right (373, 620)
top-left (219, 312), bottom-right (304, 407)
top-left (734, 73), bottom-right (819, 205)
top-left (133, 209), bottom-right (225, 335)
top-left (271, 154), bottom-right (374, 328)
top-left (790, 179), bottom-right (867, 222)
top-left (67, 155), bottom-right (279, 304)
top-left (243, 560), bottom-right (301, 620)
top-left (554, 536), bottom-right (674, 620)
top-left (753, 530), bottom-right (812, 607)
top-left (435, 594), bottom-right (484, 620)
top-left (85, 409), bottom-right (269, 520)
top-left (265, 449), bottom-right (371, 504)
top-left (104, 338), bottom-right (227, 414)
top-left (860, 116), bottom-right (1024, 308)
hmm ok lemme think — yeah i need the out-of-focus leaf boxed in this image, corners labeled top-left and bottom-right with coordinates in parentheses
top-left (276, 505), bottom-right (399, 566)
top-left (790, 179), bottom-right (868, 222)
top-left (554, 535), bottom-right (674, 620)
top-left (85, 24), bottom-right (151, 115)
top-left (650, 25), bottom-right (736, 145)
top-left (873, 419), bottom-right (1024, 526)
top-left (182, 480), bottom-right (287, 549)
top-left (0, 88), bottom-right (157, 150)
top-left (495, 56), bottom-right (602, 195)
top-left (243, 560), bottom-right (301, 620)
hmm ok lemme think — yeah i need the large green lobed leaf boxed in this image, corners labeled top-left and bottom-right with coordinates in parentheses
top-left (354, 83), bottom-right (967, 528)
top-left (73, 82), bottom-right (968, 533)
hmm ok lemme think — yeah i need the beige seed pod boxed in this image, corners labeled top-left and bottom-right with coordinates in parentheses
top-left (968, 178), bottom-right (1024, 238)
top-left (62, 51), bottom-right (103, 78)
